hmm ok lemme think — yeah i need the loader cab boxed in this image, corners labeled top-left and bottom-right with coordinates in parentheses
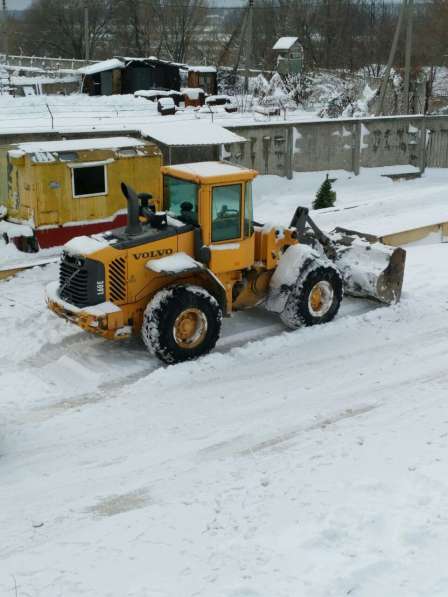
top-left (161, 162), bottom-right (258, 274)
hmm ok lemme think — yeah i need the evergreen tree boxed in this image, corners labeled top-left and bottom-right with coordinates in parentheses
top-left (313, 175), bottom-right (336, 210)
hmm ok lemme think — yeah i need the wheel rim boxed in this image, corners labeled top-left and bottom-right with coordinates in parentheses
top-left (173, 308), bottom-right (208, 349)
top-left (308, 281), bottom-right (334, 317)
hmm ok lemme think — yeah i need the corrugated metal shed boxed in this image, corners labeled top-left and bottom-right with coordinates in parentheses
top-left (142, 122), bottom-right (246, 147)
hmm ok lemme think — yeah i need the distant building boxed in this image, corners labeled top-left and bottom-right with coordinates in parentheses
top-left (79, 57), bottom-right (181, 96)
top-left (272, 37), bottom-right (304, 76)
top-left (187, 66), bottom-right (218, 96)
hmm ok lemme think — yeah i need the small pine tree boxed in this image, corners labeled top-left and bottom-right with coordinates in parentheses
top-left (313, 175), bottom-right (336, 210)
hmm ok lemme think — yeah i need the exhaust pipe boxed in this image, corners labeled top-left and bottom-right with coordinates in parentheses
top-left (121, 182), bottom-right (143, 237)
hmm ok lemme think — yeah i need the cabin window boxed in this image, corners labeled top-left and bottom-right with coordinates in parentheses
top-left (164, 175), bottom-right (199, 225)
top-left (211, 184), bottom-right (242, 242)
top-left (72, 164), bottom-right (107, 198)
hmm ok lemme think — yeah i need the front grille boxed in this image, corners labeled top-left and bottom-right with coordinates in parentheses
top-left (58, 253), bottom-right (105, 308)
top-left (59, 254), bottom-right (89, 307)
top-left (108, 257), bottom-right (127, 302)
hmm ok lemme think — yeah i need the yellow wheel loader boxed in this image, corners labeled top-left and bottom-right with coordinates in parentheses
top-left (46, 162), bottom-right (406, 364)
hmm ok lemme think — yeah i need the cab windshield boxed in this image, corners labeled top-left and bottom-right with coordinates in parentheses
top-left (164, 175), bottom-right (199, 226)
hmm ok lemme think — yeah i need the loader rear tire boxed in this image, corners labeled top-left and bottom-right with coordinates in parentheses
top-left (142, 285), bottom-right (222, 364)
top-left (281, 265), bottom-right (343, 329)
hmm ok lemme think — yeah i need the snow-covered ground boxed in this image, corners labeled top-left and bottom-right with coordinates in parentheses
top-left (255, 166), bottom-right (448, 237)
top-left (1, 170), bottom-right (448, 596)
top-left (0, 94), bottom-right (319, 135)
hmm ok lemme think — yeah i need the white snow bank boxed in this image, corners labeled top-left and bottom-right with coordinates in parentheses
top-left (0, 219), bottom-right (34, 238)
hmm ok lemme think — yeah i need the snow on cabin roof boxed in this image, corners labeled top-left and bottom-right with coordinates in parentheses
top-left (78, 59), bottom-right (125, 76)
top-left (188, 66), bottom-right (217, 73)
top-left (13, 136), bottom-right (146, 155)
top-left (165, 161), bottom-right (256, 180)
top-left (273, 36), bottom-right (299, 51)
top-left (142, 121), bottom-right (246, 147)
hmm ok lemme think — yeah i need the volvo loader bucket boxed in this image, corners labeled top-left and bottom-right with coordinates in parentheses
top-left (291, 208), bottom-right (406, 305)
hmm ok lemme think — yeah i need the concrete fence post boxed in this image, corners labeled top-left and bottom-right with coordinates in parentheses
top-left (419, 116), bottom-right (427, 174)
top-left (286, 125), bottom-right (293, 180)
top-left (352, 121), bottom-right (362, 175)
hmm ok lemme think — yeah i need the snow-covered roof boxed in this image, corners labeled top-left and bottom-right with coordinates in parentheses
top-left (273, 36), bottom-right (299, 51)
top-left (13, 136), bottom-right (146, 155)
top-left (142, 121), bottom-right (245, 146)
top-left (188, 66), bottom-right (217, 73)
top-left (78, 59), bottom-right (125, 76)
top-left (134, 89), bottom-right (170, 98)
top-left (164, 161), bottom-right (255, 180)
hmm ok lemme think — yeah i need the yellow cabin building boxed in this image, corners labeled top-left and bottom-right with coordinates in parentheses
top-left (1, 136), bottom-right (162, 249)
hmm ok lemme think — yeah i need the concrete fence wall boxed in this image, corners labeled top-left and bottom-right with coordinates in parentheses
top-left (227, 115), bottom-right (448, 178)
top-left (1, 116), bottom-right (448, 187)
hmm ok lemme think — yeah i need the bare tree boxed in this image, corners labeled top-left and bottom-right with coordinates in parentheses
top-left (111, 0), bottom-right (163, 57)
top-left (21, 0), bottom-right (113, 59)
top-left (158, 0), bottom-right (208, 63)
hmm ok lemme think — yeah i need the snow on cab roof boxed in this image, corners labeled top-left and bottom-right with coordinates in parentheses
top-left (164, 161), bottom-right (256, 180)
top-left (13, 136), bottom-right (146, 155)
top-left (272, 36), bottom-right (299, 51)
top-left (142, 121), bottom-right (245, 146)
top-left (78, 59), bottom-right (125, 76)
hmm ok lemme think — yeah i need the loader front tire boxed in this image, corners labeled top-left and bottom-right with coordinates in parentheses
top-left (281, 265), bottom-right (343, 329)
top-left (142, 285), bottom-right (222, 364)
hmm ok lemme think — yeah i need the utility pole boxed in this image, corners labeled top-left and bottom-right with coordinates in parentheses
top-left (84, 3), bottom-right (90, 61)
top-left (403, 0), bottom-right (414, 114)
top-left (2, 0), bottom-right (8, 58)
top-left (243, 0), bottom-right (254, 93)
top-left (376, 0), bottom-right (408, 116)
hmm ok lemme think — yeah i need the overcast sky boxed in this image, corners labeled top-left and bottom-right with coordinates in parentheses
top-left (4, 0), bottom-right (423, 10)
top-left (6, 0), bottom-right (32, 9)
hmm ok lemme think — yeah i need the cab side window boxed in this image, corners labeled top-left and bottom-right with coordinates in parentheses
top-left (164, 175), bottom-right (199, 225)
top-left (211, 184), bottom-right (242, 242)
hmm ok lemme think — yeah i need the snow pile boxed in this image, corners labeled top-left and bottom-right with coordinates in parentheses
top-left (0, 219), bottom-right (34, 239)
top-left (266, 244), bottom-right (321, 313)
top-left (269, 243), bottom-right (318, 289)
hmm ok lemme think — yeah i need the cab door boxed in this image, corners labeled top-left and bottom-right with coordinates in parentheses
top-left (208, 182), bottom-right (254, 274)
